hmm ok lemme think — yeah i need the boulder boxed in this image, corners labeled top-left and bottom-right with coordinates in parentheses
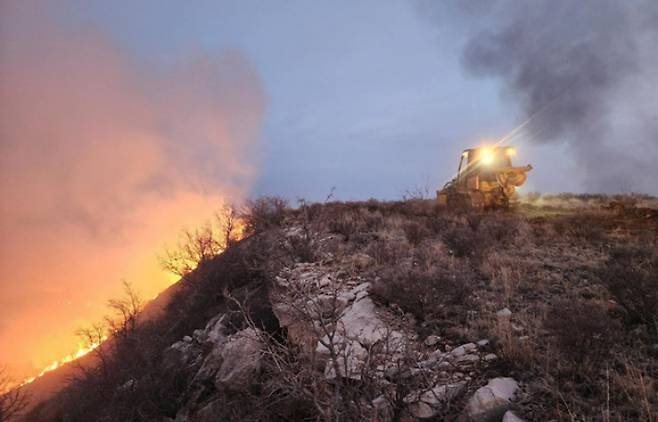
top-left (338, 297), bottom-right (386, 345)
top-left (465, 377), bottom-right (519, 422)
top-left (214, 328), bottom-right (263, 391)
top-left (404, 382), bottom-right (466, 419)
top-left (272, 302), bottom-right (317, 353)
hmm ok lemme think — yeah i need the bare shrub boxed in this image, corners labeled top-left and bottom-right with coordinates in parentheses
top-left (361, 209), bottom-right (384, 232)
top-left (403, 221), bottom-right (430, 247)
top-left (544, 300), bottom-right (620, 376)
top-left (552, 212), bottom-right (608, 243)
top-left (242, 196), bottom-right (288, 234)
top-left (160, 204), bottom-right (241, 278)
top-left (600, 245), bottom-right (658, 334)
top-left (327, 210), bottom-right (360, 241)
top-left (0, 366), bottom-right (29, 421)
top-left (481, 251), bottom-right (529, 306)
top-left (365, 239), bottom-right (407, 266)
top-left (613, 359), bottom-right (658, 421)
top-left (371, 262), bottom-right (473, 324)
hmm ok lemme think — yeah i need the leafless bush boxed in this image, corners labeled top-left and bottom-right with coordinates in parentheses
top-left (0, 366), bottom-right (29, 421)
top-left (613, 359), bottom-right (658, 421)
top-left (551, 212), bottom-right (608, 243)
top-left (365, 239), bottom-right (407, 266)
top-left (544, 300), bottom-right (620, 376)
top-left (361, 209), bottom-right (384, 232)
top-left (160, 204), bottom-right (241, 278)
top-left (601, 245), bottom-right (658, 334)
top-left (283, 199), bottom-right (317, 263)
top-left (327, 210), bottom-right (360, 241)
top-left (403, 221), bottom-right (430, 247)
top-left (371, 263), bottom-right (473, 324)
top-left (242, 196), bottom-right (288, 234)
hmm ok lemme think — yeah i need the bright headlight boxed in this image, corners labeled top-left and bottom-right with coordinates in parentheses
top-left (481, 148), bottom-right (494, 165)
top-left (506, 148), bottom-right (517, 156)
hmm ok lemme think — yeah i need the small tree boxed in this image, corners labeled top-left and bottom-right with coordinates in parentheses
top-left (0, 366), bottom-right (29, 421)
top-left (160, 204), bottom-right (241, 278)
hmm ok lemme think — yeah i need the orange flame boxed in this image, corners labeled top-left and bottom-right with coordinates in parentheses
top-left (19, 336), bottom-right (107, 387)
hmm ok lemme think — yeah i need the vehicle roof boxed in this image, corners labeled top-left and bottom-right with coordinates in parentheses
top-left (462, 146), bottom-right (514, 153)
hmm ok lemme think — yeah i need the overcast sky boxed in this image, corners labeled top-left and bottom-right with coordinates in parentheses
top-left (59, 0), bottom-right (604, 200)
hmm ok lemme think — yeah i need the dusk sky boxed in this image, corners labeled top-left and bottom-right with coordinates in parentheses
top-left (1, 0), bottom-right (656, 380)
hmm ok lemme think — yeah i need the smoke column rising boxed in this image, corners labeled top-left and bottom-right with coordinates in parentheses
top-left (0, 2), bottom-right (266, 378)
top-left (460, 0), bottom-right (658, 192)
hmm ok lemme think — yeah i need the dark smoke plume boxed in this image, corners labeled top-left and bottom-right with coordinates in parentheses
top-left (460, 0), bottom-right (658, 192)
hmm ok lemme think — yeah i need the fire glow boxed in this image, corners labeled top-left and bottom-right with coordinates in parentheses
top-left (19, 337), bottom-right (107, 387)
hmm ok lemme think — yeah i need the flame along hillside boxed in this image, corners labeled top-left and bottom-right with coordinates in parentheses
top-left (16, 195), bottom-right (658, 421)
top-left (12, 209), bottom-right (247, 418)
top-left (12, 278), bottom-right (189, 418)
top-left (18, 338), bottom-right (110, 389)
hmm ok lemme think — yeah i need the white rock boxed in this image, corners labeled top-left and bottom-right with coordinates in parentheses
top-left (484, 353), bottom-right (498, 362)
top-left (214, 328), bottom-right (262, 391)
top-left (503, 410), bottom-right (525, 422)
top-left (321, 339), bottom-right (368, 380)
top-left (496, 308), bottom-right (512, 318)
top-left (465, 377), bottom-right (519, 422)
top-left (405, 382), bottom-right (466, 419)
top-left (425, 335), bottom-right (441, 346)
top-left (450, 343), bottom-right (477, 357)
top-left (477, 339), bottom-right (490, 347)
top-left (204, 314), bottom-right (228, 344)
top-left (337, 297), bottom-right (386, 345)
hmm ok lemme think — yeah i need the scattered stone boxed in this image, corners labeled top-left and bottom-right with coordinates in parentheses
top-left (496, 308), bottom-right (512, 319)
top-left (456, 354), bottom-right (479, 365)
top-left (484, 353), bottom-right (498, 362)
top-left (477, 339), bottom-right (490, 347)
top-left (465, 377), bottom-right (519, 422)
top-left (503, 410), bottom-right (525, 422)
top-left (183, 335), bottom-right (193, 343)
top-left (425, 335), bottom-right (441, 346)
top-left (405, 382), bottom-right (466, 419)
top-left (450, 343), bottom-right (477, 357)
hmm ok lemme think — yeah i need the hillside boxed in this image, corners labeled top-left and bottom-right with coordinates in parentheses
top-left (18, 195), bottom-right (658, 421)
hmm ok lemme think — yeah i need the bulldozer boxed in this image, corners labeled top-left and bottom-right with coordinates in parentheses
top-left (437, 146), bottom-right (532, 210)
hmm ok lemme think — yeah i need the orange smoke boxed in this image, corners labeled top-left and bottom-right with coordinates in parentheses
top-left (0, 2), bottom-right (266, 381)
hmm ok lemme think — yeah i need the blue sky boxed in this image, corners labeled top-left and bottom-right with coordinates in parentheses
top-left (57, 0), bottom-right (619, 200)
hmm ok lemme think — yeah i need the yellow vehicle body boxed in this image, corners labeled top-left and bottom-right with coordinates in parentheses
top-left (437, 146), bottom-right (532, 209)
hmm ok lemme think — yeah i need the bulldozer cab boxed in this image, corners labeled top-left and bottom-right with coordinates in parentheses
top-left (457, 146), bottom-right (515, 184)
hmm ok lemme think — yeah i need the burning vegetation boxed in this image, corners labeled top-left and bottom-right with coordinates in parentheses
top-left (8, 194), bottom-right (656, 421)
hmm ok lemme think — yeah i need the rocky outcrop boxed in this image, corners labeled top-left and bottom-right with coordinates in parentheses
top-left (213, 328), bottom-right (262, 391)
top-left (168, 321), bottom-right (264, 421)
